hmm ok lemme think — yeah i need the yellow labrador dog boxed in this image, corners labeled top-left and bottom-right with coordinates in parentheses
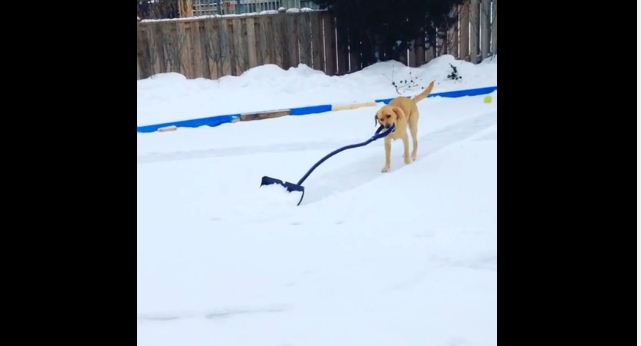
top-left (375, 80), bottom-right (435, 172)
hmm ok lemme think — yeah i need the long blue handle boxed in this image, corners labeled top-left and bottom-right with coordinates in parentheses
top-left (296, 125), bottom-right (395, 185)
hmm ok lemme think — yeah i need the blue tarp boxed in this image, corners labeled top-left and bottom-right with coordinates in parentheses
top-left (137, 114), bottom-right (240, 133)
top-left (289, 104), bottom-right (333, 116)
top-left (137, 85), bottom-right (496, 133)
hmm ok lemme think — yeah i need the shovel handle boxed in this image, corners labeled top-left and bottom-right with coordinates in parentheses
top-left (296, 125), bottom-right (394, 186)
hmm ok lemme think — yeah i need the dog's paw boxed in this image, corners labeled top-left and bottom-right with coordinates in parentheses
top-left (404, 157), bottom-right (411, 164)
top-left (381, 166), bottom-right (390, 173)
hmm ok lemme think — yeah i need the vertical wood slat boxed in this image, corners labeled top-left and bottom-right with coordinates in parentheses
top-left (219, 19), bottom-right (232, 77)
top-left (459, 3), bottom-right (470, 61)
top-left (270, 14), bottom-right (284, 68)
top-left (298, 12), bottom-right (312, 67)
top-left (256, 15), bottom-right (269, 65)
top-left (398, 47), bottom-right (408, 66)
top-left (253, 16), bottom-right (264, 66)
top-left (268, 14), bottom-right (279, 65)
top-left (349, 38), bottom-right (361, 72)
top-left (322, 13), bottom-right (337, 75)
top-left (491, 0), bottom-right (497, 55)
top-left (447, 8), bottom-right (459, 58)
top-left (229, 19), bottom-right (238, 76)
top-left (153, 22), bottom-right (167, 73)
top-left (136, 25), bottom-right (148, 79)
top-left (287, 13), bottom-right (300, 68)
top-left (408, 45), bottom-right (416, 67)
top-left (177, 21), bottom-right (190, 76)
top-left (310, 12), bottom-right (324, 71)
top-left (470, 0), bottom-right (480, 63)
top-left (162, 22), bottom-right (178, 72)
top-left (231, 18), bottom-right (246, 75)
top-left (246, 17), bottom-right (258, 69)
top-left (481, 0), bottom-right (490, 59)
top-left (335, 17), bottom-right (349, 74)
top-left (192, 20), bottom-right (207, 78)
top-left (159, 22), bottom-right (171, 72)
top-left (414, 34), bottom-right (425, 67)
top-left (181, 21), bottom-right (194, 78)
top-left (425, 25), bottom-right (435, 63)
top-left (275, 14), bottom-right (289, 69)
top-left (436, 30), bottom-right (445, 56)
top-left (261, 15), bottom-right (274, 66)
top-left (177, 21), bottom-right (188, 75)
top-left (204, 18), bottom-right (219, 79)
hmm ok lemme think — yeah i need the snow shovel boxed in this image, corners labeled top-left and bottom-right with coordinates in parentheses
top-left (260, 124), bottom-right (396, 206)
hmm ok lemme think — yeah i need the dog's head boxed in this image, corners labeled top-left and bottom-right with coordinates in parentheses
top-left (375, 106), bottom-right (405, 129)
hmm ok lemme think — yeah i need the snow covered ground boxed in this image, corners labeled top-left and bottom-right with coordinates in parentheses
top-left (137, 55), bottom-right (497, 346)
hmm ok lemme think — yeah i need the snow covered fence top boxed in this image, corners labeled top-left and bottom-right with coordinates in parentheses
top-left (139, 8), bottom-right (321, 23)
top-left (136, 85), bottom-right (497, 133)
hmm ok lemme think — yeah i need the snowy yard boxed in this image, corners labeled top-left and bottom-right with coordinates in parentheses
top-left (137, 55), bottom-right (497, 346)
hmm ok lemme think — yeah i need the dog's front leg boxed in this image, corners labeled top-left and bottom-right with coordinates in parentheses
top-left (382, 137), bottom-right (392, 172)
top-left (402, 136), bottom-right (411, 164)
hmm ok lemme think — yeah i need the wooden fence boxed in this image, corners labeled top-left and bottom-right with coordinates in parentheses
top-left (137, 1), bottom-right (496, 80)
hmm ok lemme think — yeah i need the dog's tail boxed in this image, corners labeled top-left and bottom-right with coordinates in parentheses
top-left (412, 80), bottom-right (435, 104)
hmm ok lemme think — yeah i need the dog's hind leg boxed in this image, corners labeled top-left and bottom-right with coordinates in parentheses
top-left (409, 111), bottom-right (419, 161)
top-left (403, 135), bottom-right (411, 164)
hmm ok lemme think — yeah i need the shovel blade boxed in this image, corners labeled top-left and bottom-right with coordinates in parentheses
top-left (260, 176), bottom-right (305, 205)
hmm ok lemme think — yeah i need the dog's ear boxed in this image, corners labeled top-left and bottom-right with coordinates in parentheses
top-left (374, 113), bottom-right (378, 127)
top-left (391, 107), bottom-right (405, 121)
